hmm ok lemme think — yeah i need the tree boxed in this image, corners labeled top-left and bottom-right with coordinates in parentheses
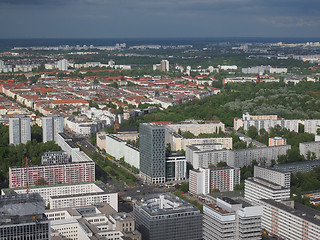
top-left (217, 162), bottom-right (228, 167)
top-left (247, 126), bottom-right (258, 139)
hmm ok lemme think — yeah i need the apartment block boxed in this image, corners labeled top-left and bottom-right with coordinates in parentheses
top-left (300, 141), bottom-right (320, 159)
top-left (260, 199), bottom-right (320, 240)
top-left (244, 177), bottom-right (290, 205)
top-left (187, 145), bottom-right (290, 168)
top-left (254, 165), bottom-right (290, 188)
top-left (41, 151), bottom-right (71, 165)
top-left (274, 160), bottom-right (320, 173)
top-left (167, 120), bottom-right (225, 136)
top-left (9, 116), bottom-right (31, 145)
top-left (203, 197), bottom-right (263, 240)
top-left (133, 193), bottom-right (202, 240)
top-left (269, 137), bottom-right (286, 146)
top-left (304, 119), bottom-right (320, 134)
top-left (9, 161), bottom-right (95, 188)
top-left (56, 133), bottom-right (80, 160)
top-left (42, 115), bottom-right (64, 142)
top-left (189, 167), bottom-right (240, 195)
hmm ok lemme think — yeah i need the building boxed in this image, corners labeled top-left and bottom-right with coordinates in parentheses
top-left (300, 141), bottom-right (320, 159)
top-left (260, 199), bottom-right (320, 240)
top-left (269, 137), bottom-right (286, 146)
top-left (9, 160), bottom-right (95, 188)
top-left (254, 165), bottom-right (290, 188)
top-left (41, 151), bottom-right (70, 165)
top-left (57, 59), bottom-right (69, 71)
top-left (203, 197), bottom-right (263, 240)
top-left (167, 120), bottom-right (225, 136)
top-left (165, 153), bottom-right (187, 181)
top-left (189, 167), bottom-right (240, 195)
top-left (187, 144), bottom-right (290, 169)
top-left (9, 116), bottom-right (31, 145)
top-left (133, 193), bottom-right (202, 240)
top-left (274, 160), bottom-right (320, 173)
top-left (42, 115), bottom-right (64, 142)
top-left (56, 133), bottom-right (80, 160)
top-left (244, 178), bottom-right (290, 205)
top-left (139, 123), bottom-right (166, 184)
top-left (304, 119), bottom-right (320, 134)
top-left (46, 203), bottom-right (141, 240)
top-left (0, 193), bottom-right (50, 240)
top-left (160, 60), bottom-right (169, 72)
top-left (2, 181), bottom-right (117, 210)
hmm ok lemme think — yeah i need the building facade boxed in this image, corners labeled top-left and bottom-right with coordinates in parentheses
top-left (300, 141), bottom-right (320, 159)
top-left (42, 115), bottom-right (64, 142)
top-left (165, 153), bottom-right (187, 181)
top-left (254, 166), bottom-right (291, 188)
top-left (9, 161), bottom-right (95, 188)
top-left (41, 151), bottom-right (70, 165)
top-left (139, 123), bottom-right (166, 183)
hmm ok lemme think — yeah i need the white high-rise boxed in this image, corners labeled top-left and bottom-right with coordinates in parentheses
top-left (57, 59), bottom-right (69, 71)
top-left (42, 116), bottom-right (64, 142)
top-left (9, 116), bottom-right (31, 145)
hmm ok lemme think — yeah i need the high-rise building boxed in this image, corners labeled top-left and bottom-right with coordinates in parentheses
top-left (165, 153), bottom-right (187, 181)
top-left (203, 197), bottom-right (263, 240)
top-left (139, 123), bottom-right (166, 184)
top-left (9, 116), bottom-right (31, 145)
top-left (160, 60), bottom-right (169, 72)
top-left (189, 166), bottom-right (240, 195)
top-left (0, 193), bottom-right (50, 240)
top-left (133, 193), bottom-right (202, 240)
top-left (42, 115), bottom-right (64, 142)
top-left (254, 165), bottom-right (291, 188)
top-left (57, 59), bottom-right (69, 71)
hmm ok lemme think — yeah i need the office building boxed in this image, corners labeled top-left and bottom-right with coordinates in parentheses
top-left (203, 197), bottom-right (263, 240)
top-left (0, 193), bottom-right (50, 240)
top-left (133, 193), bottom-right (202, 240)
top-left (260, 199), bottom-right (320, 240)
top-left (189, 167), bottom-right (240, 195)
top-left (254, 165), bottom-right (290, 188)
top-left (9, 160), bottom-right (95, 188)
top-left (139, 123), bottom-right (166, 184)
top-left (41, 151), bottom-right (70, 165)
top-left (9, 116), bottom-right (31, 145)
top-left (165, 153), bottom-right (187, 181)
top-left (42, 115), bottom-right (64, 142)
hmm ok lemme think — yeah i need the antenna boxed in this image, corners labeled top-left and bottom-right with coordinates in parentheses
top-left (26, 156), bottom-right (29, 195)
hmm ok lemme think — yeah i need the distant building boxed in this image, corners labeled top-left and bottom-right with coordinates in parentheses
top-left (0, 193), bottom-right (50, 240)
top-left (160, 60), bottom-right (169, 72)
top-left (139, 123), bottom-right (166, 184)
top-left (269, 137), bottom-right (286, 146)
top-left (254, 166), bottom-right (291, 188)
top-left (189, 167), bottom-right (240, 195)
top-left (9, 116), bottom-right (31, 145)
top-left (133, 193), bottom-right (202, 240)
top-left (261, 199), bottom-right (320, 240)
top-left (274, 160), bottom-right (320, 173)
top-left (203, 197), bottom-right (263, 240)
top-left (57, 59), bottom-right (68, 71)
top-left (42, 115), bottom-right (64, 142)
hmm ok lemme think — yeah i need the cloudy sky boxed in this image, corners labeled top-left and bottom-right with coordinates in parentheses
top-left (0, 0), bottom-right (319, 39)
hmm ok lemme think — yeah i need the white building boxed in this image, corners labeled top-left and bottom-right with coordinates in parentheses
top-left (244, 177), bottom-right (290, 205)
top-left (254, 165), bottom-right (290, 188)
top-left (165, 154), bottom-right (187, 181)
top-left (56, 133), bottom-right (80, 160)
top-left (260, 199), bottom-right (320, 240)
top-left (189, 168), bottom-right (210, 195)
top-left (203, 197), bottom-right (263, 240)
top-left (57, 59), bottom-right (69, 71)
top-left (304, 119), bottom-right (320, 134)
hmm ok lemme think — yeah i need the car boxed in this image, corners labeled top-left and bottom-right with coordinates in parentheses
top-left (137, 190), bottom-right (140, 193)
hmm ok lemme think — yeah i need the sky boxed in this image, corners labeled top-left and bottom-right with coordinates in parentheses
top-left (0, 0), bottom-right (319, 39)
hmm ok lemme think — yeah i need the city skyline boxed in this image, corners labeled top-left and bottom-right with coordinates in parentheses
top-left (0, 0), bottom-right (319, 39)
